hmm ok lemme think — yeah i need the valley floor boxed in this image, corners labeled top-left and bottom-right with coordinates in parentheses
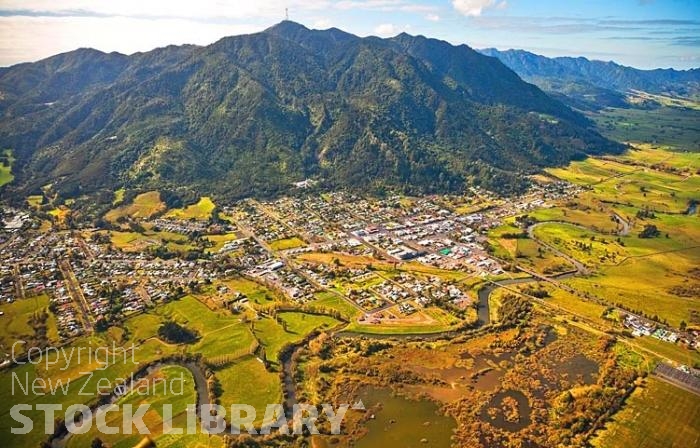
top-left (0, 143), bottom-right (698, 448)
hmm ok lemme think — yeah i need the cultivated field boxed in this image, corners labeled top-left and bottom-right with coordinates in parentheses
top-left (157, 296), bottom-right (256, 359)
top-left (252, 311), bottom-right (340, 364)
top-left (311, 291), bottom-right (362, 319)
top-left (527, 145), bottom-right (700, 330)
top-left (488, 220), bottom-right (575, 275)
top-left (0, 333), bottom-right (176, 448)
top-left (0, 294), bottom-right (58, 357)
top-left (547, 153), bottom-right (699, 215)
top-left (214, 355), bottom-right (282, 426)
top-left (590, 106), bottom-right (700, 151)
top-left (26, 195), bottom-right (43, 208)
top-left (100, 228), bottom-right (195, 253)
top-left (591, 377), bottom-right (700, 448)
top-left (532, 219), bottom-right (700, 328)
top-left (222, 276), bottom-right (282, 304)
top-left (298, 251), bottom-right (472, 282)
top-left (66, 365), bottom-right (197, 448)
top-left (343, 308), bottom-right (460, 334)
top-left (205, 232), bottom-right (240, 252)
top-left (528, 206), bottom-right (621, 234)
top-left (112, 187), bottom-right (125, 205)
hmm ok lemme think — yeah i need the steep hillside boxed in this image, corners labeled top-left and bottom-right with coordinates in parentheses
top-left (0, 22), bottom-right (620, 205)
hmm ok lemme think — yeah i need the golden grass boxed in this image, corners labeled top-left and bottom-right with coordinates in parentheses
top-left (112, 187), bottom-right (126, 205)
top-left (164, 196), bottom-right (215, 220)
top-left (268, 236), bottom-right (306, 251)
top-left (0, 294), bottom-right (58, 357)
top-left (48, 206), bottom-right (70, 225)
top-left (205, 232), bottom-right (240, 252)
top-left (0, 148), bottom-right (13, 187)
top-left (105, 229), bottom-right (194, 252)
top-left (548, 150), bottom-right (699, 214)
top-left (105, 191), bottom-right (166, 221)
top-left (223, 276), bottom-right (281, 304)
top-left (26, 195), bottom-right (43, 208)
top-left (344, 306), bottom-right (460, 334)
top-left (311, 291), bottom-right (362, 318)
top-left (529, 206), bottom-right (619, 234)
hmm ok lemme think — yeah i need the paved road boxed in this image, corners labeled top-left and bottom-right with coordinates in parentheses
top-left (238, 219), bottom-right (364, 316)
top-left (58, 259), bottom-right (94, 332)
top-left (13, 264), bottom-right (24, 299)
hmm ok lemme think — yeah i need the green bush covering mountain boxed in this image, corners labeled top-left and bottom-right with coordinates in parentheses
top-left (0, 21), bottom-right (621, 204)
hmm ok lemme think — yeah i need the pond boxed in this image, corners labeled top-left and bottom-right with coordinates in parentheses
top-left (354, 387), bottom-right (456, 448)
top-left (480, 389), bottom-right (532, 432)
top-left (473, 368), bottom-right (504, 391)
top-left (554, 353), bottom-right (599, 385)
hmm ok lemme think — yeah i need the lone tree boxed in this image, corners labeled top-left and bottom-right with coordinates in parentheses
top-left (158, 321), bottom-right (199, 344)
top-left (639, 224), bottom-right (661, 239)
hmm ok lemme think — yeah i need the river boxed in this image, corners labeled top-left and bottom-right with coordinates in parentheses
top-left (50, 361), bottom-right (209, 448)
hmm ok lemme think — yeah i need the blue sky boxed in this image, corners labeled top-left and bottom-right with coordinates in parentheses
top-left (0, 0), bottom-right (698, 69)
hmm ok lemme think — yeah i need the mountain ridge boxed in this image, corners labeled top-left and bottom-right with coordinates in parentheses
top-left (479, 48), bottom-right (700, 109)
top-left (0, 22), bottom-right (621, 209)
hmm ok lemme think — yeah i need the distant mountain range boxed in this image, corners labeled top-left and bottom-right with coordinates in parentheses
top-left (479, 48), bottom-right (700, 110)
top-left (0, 21), bottom-right (621, 205)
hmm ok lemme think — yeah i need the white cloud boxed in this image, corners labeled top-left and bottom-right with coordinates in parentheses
top-left (425, 13), bottom-right (440, 22)
top-left (0, 0), bottom-right (442, 65)
top-left (0, 16), bottom-right (261, 66)
top-left (0, 0), bottom-right (437, 19)
top-left (451, 0), bottom-right (504, 17)
top-left (312, 18), bottom-right (332, 29)
top-left (374, 23), bottom-right (398, 36)
top-left (335, 0), bottom-right (435, 13)
top-left (0, 1), bottom-right (335, 20)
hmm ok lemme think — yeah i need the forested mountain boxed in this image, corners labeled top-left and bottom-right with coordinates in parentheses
top-left (0, 21), bottom-right (621, 203)
top-left (480, 48), bottom-right (700, 110)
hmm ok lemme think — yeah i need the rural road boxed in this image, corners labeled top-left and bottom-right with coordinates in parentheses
top-left (612, 213), bottom-right (631, 236)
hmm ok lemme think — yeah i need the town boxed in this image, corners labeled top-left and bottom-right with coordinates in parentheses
top-left (2, 180), bottom-right (698, 368)
top-left (1, 156), bottom-right (699, 448)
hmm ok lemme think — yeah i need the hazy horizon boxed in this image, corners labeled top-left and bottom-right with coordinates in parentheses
top-left (0, 0), bottom-right (698, 70)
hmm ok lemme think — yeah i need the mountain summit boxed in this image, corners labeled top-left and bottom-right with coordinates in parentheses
top-left (0, 22), bottom-right (620, 202)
